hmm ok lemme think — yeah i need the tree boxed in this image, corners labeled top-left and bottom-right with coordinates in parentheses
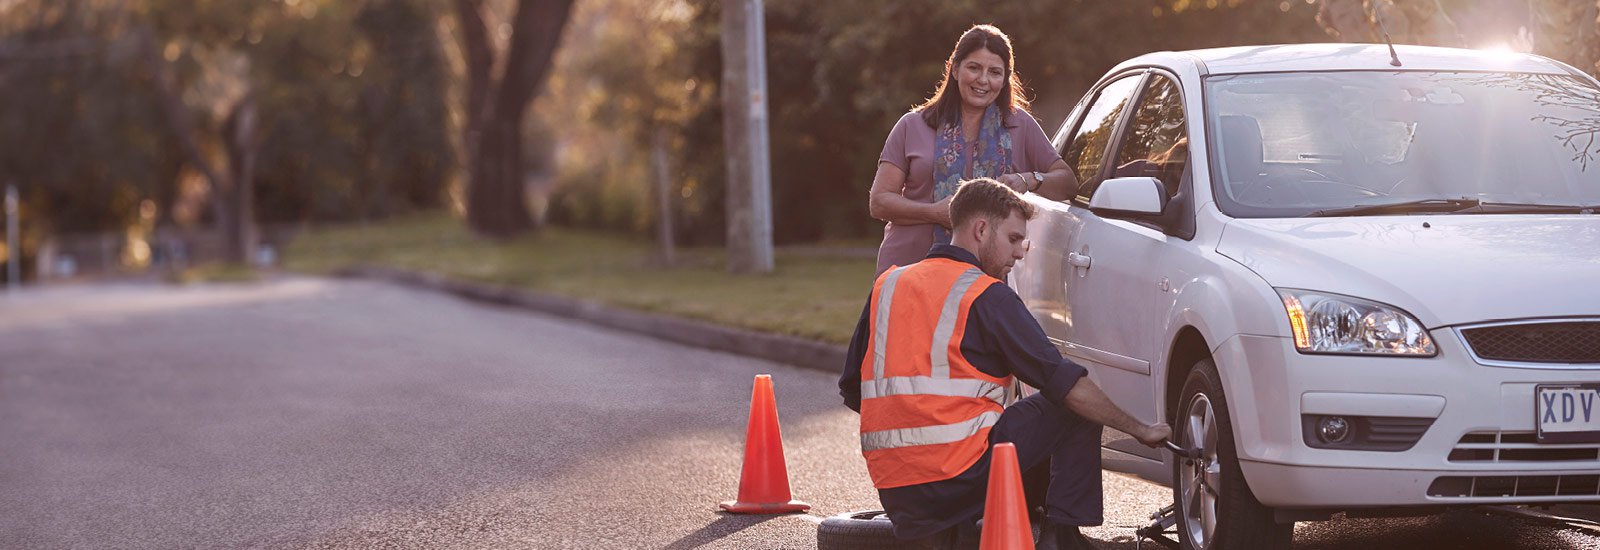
top-left (538, 0), bottom-right (708, 261)
top-left (246, 0), bottom-right (456, 224)
top-left (0, 0), bottom-right (459, 273)
top-left (453, 0), bottom-right (576, 238)
top-left (1315, 0), bottom-right (1600, 77)
top-left (351, 0), bottom-right (458, 220)
top-left (0, 2), bottom-right (159, 277)
top-left (133, 20), bottom-right (261, 264)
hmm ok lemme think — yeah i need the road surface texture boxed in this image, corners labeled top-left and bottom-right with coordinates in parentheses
top-left (2, 277), bottom-right (1595, 549)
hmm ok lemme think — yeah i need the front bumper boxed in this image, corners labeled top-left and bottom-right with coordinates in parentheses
top-left (1213, 331), bottom-right (1600, 508)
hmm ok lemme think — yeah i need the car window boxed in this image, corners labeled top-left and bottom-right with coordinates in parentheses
top-left (1062, 74), bottom-right (1142, 202)
top-left (1111, 74), bottom-right (1188, 199)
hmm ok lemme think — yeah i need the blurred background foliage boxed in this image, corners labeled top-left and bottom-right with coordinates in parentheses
top-left (0, 0), bottom-right (453, 234)
top-left (0, 0), bottom-right (1593, 270)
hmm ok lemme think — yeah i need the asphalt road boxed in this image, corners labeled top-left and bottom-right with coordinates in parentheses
top-left (1, 277), bottom-right (1596, 549)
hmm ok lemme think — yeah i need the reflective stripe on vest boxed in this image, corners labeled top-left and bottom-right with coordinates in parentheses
top-left (870, 265), bottom-right (908, 381)
top-left (859, 376), bottom-right (1006, 403)
top-left (858, 259), bottom-right (1008, 489)
top-left (860, 410), bottom-right (1002, 452)
top-left (930, 268), bottom-right (984, 379)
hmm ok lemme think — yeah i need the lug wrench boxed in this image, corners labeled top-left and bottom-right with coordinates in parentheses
top-left (1135, 440), bottom-right (1200, 550)
top-left (1164, 439), bottom-right (1198, 459)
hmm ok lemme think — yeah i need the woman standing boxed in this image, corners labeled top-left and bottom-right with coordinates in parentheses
top-left (870, 24), bottom-right (1076, 276)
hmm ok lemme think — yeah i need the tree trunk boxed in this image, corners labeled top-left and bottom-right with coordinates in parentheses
top-left (223, 94), bottom-right (260, 264)
top-left (652, 126), bottom-right (676, 265)
top-left (457, 0), bottom-right (574, 239)
top-left (467, 117), bottom-right (531, 237)
top-left (136, 25), bottom-right (255, 263)
top-left (1572, 1), bottom-right (1600, 74)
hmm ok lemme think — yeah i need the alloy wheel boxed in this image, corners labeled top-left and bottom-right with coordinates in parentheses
top-left (1180, 393), bottom-right (1222, 548)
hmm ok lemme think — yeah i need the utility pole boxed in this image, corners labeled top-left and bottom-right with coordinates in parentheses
top-left (720, 0), bottom-right (773, 273)
top-left (6, 184), bottom-right (18, 292)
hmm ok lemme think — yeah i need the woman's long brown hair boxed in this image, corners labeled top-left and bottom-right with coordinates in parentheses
top-left (916, 24), bottom-right (1031, 129)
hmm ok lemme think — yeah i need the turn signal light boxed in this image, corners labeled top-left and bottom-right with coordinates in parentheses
top-left (1283, 293), bottom-right (1310, 349)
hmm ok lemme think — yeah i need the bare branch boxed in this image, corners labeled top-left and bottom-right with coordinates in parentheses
top-left (132, 24), bottom-right (224, 197)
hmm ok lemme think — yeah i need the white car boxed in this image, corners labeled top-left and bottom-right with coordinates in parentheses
top-left (1009, 43), bottom-right (1600, 550)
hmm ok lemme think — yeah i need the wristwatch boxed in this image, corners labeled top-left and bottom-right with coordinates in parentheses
top-left (1028, 171), bottom-right (1045, 192)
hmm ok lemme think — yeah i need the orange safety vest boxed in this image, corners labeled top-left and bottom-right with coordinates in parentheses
top-left (859, 257), bottom-right (1012, 489)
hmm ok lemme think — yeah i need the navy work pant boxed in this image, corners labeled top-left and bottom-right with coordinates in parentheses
top-left (991, 390), bottom-right (1105, 527)
top-left (882, 391), bottom-right (1104, 542)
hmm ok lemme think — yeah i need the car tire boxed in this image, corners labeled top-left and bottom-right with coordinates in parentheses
top-left (1172, 358), bottom-right (1292, 550)
top-left (816, 510), bottom-right (898, 550)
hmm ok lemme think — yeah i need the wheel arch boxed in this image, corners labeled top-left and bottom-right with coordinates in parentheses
top-left (1165, 326), bottom-right (1212, 423)
top-left (1164, 267), bottom-right (1280, 452)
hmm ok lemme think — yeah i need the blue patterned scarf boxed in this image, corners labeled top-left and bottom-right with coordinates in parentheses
top-left (932, 105), bottom-right (1012, 244)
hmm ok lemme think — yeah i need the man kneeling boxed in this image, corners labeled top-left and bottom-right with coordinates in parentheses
top-left (840, 177), bottom-right (1171, 549)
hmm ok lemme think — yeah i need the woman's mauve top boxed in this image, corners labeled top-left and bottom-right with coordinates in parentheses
top-left (874, 108), bottom-right (1063, 275)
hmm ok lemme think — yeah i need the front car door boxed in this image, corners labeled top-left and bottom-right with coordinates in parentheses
top-left (1015, 73), bottom-right (1145, 345)
top-left (1065, 72), bottom-right (1194, 460)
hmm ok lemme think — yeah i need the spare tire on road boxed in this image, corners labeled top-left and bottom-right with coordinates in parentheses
top-left (816, 510), bottom-right (898, 550)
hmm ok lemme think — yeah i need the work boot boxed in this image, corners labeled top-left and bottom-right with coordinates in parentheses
top-left (1035, 522), bottom-right (1098, 550)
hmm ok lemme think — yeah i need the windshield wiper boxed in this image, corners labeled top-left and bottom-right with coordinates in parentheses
top-left (1305, 198), bottom-right (1481, 217)
top-left (1471, 201), bottom-right (1600, 214)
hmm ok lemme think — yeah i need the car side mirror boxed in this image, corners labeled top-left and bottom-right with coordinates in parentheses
top-left (1088, 176), bottom-right (1164, 217)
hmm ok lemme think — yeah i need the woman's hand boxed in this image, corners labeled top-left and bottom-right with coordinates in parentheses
top-left (1031, 159), bottom-right (1079, 201)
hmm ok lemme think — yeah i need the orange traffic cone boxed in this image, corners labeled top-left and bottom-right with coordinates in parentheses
top-left (980, 443), bottom-right (1034, 549)
top-left (719, 374), bottom-right (810, 514)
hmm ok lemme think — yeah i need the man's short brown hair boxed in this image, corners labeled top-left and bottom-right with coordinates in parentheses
top-left (950, 177), bottom-right (1036, 230)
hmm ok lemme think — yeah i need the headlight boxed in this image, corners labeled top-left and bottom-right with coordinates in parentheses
top-left (1276, 289), bottom-right (1436, 356)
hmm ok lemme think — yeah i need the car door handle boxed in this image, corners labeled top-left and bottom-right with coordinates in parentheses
top-left (1067, 252), bottom-right (1092, 269)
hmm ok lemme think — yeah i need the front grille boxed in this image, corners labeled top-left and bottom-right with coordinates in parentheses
top-left (1448, 431), bottom-right (1600, 463)
top-left (1428, 475), bottom-right (1600, 498)
top-left (1461, 321), bottom-right (1600, 364)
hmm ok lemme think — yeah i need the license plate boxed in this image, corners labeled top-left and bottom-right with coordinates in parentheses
top-left (1536, 384), bottom-right (1600, 443)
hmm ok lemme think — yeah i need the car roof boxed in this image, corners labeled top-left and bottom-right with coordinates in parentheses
top-left (1115, 43), bottom-right (1575, 76)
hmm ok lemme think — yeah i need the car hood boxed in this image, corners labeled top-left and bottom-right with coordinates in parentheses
top-left (1216, 215), bottom-right (1600, 327)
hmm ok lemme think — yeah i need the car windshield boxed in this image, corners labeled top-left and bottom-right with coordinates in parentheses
top-left (1205, 71), bottom-right (1600, 217)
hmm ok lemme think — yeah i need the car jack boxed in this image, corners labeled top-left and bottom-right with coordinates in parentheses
top-left (1134, 441), bottom-right (1197, 550)
top-left (1135, 502), bottom-right (1180, 549)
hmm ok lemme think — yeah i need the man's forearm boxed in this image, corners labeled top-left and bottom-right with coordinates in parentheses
top-left (1062, 377), bottom-right (1151, 439)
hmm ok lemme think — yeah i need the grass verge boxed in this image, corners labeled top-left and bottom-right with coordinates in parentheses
top-left (282, 212), bottom-right (876, 345)
top-left (167, 263), bottom-right (262, 285)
